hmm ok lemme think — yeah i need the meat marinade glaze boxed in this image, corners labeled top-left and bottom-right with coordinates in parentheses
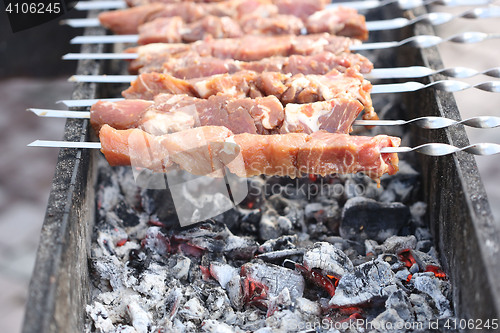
top-left (90, 93), bottom-right (364, 135)
top-left (99, 124), bottom-right (400, 181)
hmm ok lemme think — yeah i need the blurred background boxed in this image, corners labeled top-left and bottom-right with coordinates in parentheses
top-left (0, 2), bottom-right (499, 332)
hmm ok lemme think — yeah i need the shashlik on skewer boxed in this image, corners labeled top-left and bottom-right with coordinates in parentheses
top-left (125, 33), bottom-right (359, 73)
top-left (99, 5), bottom-right (367, 42)
top-left (98, 0), bottom-right (339, 35)
top-left (89, 93), bottom-right (364, 135)
top-left (120, 68), bottom-right (377, 121)
top-left (136, 51), bottom-right (373, 77)
top-left (98, 124), bottom-right (400, 181)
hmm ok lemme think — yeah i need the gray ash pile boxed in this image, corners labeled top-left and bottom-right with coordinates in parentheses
top-left (85, 153), bottom-right (456, 332)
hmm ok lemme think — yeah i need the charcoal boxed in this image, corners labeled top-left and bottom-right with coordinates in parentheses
top-left (224, 233), bottom-right (259, 260)
top-left (143, 227), bottom-right (169, 256)
top-left (256, 248), bottom-right (305, 263)
top-left (201, 319), bottom-right (238, 333)
top-left (127, 249), bottom-right (149, 275)
top-left (170, 255), bottom-right (191, 280)
top-left (415, 227), bottom-right (432, 241)
top-left (179, 297), bottom-right (207, 323)
top-left (116, 167), bottom-right (142, 209)
top-left (411, 273), bottom-right (453, 318)
top-left (127, 301), bottom-right (151, 333)
top-left (259, 210), bottom-right (280, 241)
top-left (140, 188), bottom-right (179, 225)
top-left (416, 240), bottom-right (433, 253)
top-left (241, 261), bottom-right (305, 301)
top-left (379, 161), bottom-right (419, 204)
top-left (87, 132), bottom-right (454, 332)
top-left (370, 308), bottom-right (406, 333)
top-left (86, 302), bottom-right (114, 332)
top-left (267, 194), bottom-right (305, 227)
top-left (380, 254), bottom-right (400, 267)
top-left (226, 274), bottom-right (244, 310)
top-left (409, 201), bottom-right (427, 227)
top-left (340, 197), bottom-right (411, 243)
top-left (386, 290), bottom-right (413, 322)
top-left (409, 293), bottom-right (435, 326)
top-left (163, 287), bottom-right (183, 321)
top-left (218, 207), bottom-right (241, 231)
top-left (204, 287), bottom-right (236, 323)
top-left (295, 297), bottom-right (322, 316)
top-left (237, 207), bottom-right (261, 225)
top-left (381, 235), bottom-right (417, 254)
top-left (330, 259), bottom-right (396, 306)
top-left (365, 239), bottom-right (382, 255)
top-left (409, 263), bottom-right (419, 274)
top-left (266, 287), bottom-right (292, 317)
top-left (307, 221), bottom-right (329, 239)
top-left (411, 249), bottom-right (440, 271)
top-left (210, 262), bottom-right (239, 289)
top-left (303, 242), bottom-right (353, 277)
top-left (394, 268), bottom-right (411, 282)
top-left (258, 235), bottom-right (297, 253)
top-left (265, 309), bottom-right (304, 332)
top-left (115, 201), bottom-right (141, 227)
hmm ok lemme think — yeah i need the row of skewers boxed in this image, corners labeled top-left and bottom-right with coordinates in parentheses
top-left (30, 0), bottom-right (500, 183)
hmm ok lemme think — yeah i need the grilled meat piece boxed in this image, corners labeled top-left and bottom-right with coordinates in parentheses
top-left (99, 125), bottom-right (400, 180)
top-left (305, 7), bottom-right (368, 40)
top-left (122, 68), bottom-right (376, 120)
top-left (90, 93), bottom-right (363, 135)
top-left (127, 33), bottom-right (360, 72)
top-left (136, 51), bottom-right (373, 78)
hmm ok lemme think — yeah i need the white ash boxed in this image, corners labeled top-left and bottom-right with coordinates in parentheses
top-left (210, 262), bottom-right (239, 289)
top-left (329, 259), bottom-right (396, 307)
top-left (411, 273), bottom-right (453, 318)
top-left (86, 161), bottom-right (456, 332)
top-left (303, 242), bottom-right (353, 276)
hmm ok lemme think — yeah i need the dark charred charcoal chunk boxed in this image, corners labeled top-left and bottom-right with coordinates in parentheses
top-left (259, 235), bottom-right (298, 253)
top-left (141, 188), bottom-right (179, 226)
top-left (340, 197), bottom-right (411, 243)
top-left (115, 201), bottom-right (141, 227)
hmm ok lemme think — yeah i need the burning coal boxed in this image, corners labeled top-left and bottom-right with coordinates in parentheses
top-left (86, 157), bottom-right (454, 332)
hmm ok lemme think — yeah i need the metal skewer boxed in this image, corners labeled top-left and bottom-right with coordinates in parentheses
top-left (69, 66), bottom-right (500, 83)
top-left (28, 108), bottom-right (500, 130)
top-left (27, 140), bottom-right (500, 156)
top-left (67, 7), bottom-right (500, 41)
top-left (366, 66), bottom-right (500, 79)
top-left (71, 0), bottom-right (494, 11)
top-left (62, 32), bottom-right (500, 59)
top-left (55, 80), bottom-right (500, 107)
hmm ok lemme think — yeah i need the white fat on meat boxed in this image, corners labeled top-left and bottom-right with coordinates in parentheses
top-left (140, 110), bottom-right (196, 135)
top-left (282, 102), bottom-right (333, 133)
